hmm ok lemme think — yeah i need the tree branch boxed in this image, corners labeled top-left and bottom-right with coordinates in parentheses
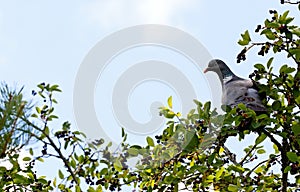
top-left (21, 118), bottom-right (79, 186)
top-left (239, 144), bottom-right (258, 166)
top-left (261, 129), bottom-right (282, 151)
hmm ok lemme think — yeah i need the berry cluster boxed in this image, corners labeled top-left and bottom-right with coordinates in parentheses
top-left (155, 135), bottom-right (163, 144)
top-left (290, 162), bottom-right (300, 175)
top-left (195, 119), bottom-right (208, 134)
top-left (255, 25), bottom-right (262, 33)
top-left (249, 70), bottom-right (262, 80)
top-left (258, 42), bottom-right (271, 56)
top-left (41, 144), bottom-right (47, 155)
top-left (54, 130), bottom-right (79, 143)
top-left (237, 48), bottom-right (247, 63)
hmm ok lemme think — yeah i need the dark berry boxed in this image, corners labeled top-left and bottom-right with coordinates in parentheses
top-left (32, 90), bottom-right (37, 96)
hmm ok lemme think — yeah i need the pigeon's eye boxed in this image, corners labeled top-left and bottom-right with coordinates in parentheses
top-left (212, 63), bottom-right (218, 68)
top-left (209, 62), bottom-right (217, 67)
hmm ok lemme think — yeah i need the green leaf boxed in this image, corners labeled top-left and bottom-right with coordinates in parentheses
top-left (193, 99), bottom-right (202, 107)
top-left (207, 153), bottom-right (216, 164)
top-left (167, 96), bottom-right (172, 108)
top-left (287, 152), bottom-right (298, 162)
top-left (256, 114), bottom-right (268, 120)
top-left (285, 17), bottom-right (294, 25)
top-left (237, 103), bottom-right (247, 111)
top-left (215, 167), bottom-right (225, 180)
top-left (146, 136), bottom-right (155, 147)
top-left (257, 149), bottom-right (266, 154)
top-left (166, 111), bottom-right (176, 118)
top-left (255, 166), bottom-right (264, 174)
top-left (53, 177), bottom-right (57, 187)
top-left (289, 48), bottom-right (300, 62)
top-left (50, 84), bottom-right (62, 92)
top-left (13, 174), bottom-right (27, 184)
top-left (35, 106), bottom-right (41, 114)
top-left (31, 113), bottom-right (38, 118)
top-left (279, 11), bottom-right (289, 24)
top-left (29, 148), bottom-right (34, 156)
top-left (261, 29), bottom-right (276, 40)
top-left (265, 19), bottom-right (280, 28)
top-left (22, 157), bottom-right (31, 161)
top-left (58, 170), bottom-right (64, 179)
top-left (294, 28), bottom-right (300, 37)
top-left (292, 124), bottom-right (300, 135)
top-left (254, 63), bottom-right (265, 71)
top-left (295, 96), bottom-right (300, 105)
top-left (273, 144), bottom-right (280, 154)
top-left (36, 157), bottom-right (44, 162)
top-left (48, 115), bottom-right (58, 120)
top-left (284, 166), bottom-right (291, 173)
top-left (88, 187), bottom-right (99, 192)
top-left (128, 147), bottom-right (139, 156)
top-left (296, 175), bottom-right (300, 184)
top-left (228, 184), bottom-right (239, 192)
top-left (27, 172), bottom-right (34, 180)
top-left (96, 185), bottom-right (103, 192)
top-left (183, 131), bottom-right (199, 153)
top-left (280, 64), bottom-right (295, 74)
top-left (75, 185), bottom-right (81, 192)
top-left (230, 165), bottom-right (245, 173)
top-left (238, 30), bottom-right (251, 45)
top-left (267, 57), bottom-right (274, 69)
top-left (189, 109), bottom-right (196, 116)
top-left (164, 175), bottom-right (175, 184)
top-left (113, 159), bottom-right (123, 172)
top-left (121, 127), bottom-right (125, 137)
top-left (70, 159), bottom-right (76, 169)
top-left (255, 133), bottom-right (267, 145)
top-left (161, 110), bottom-right (176, 118)
top-left (87, 187), bottom-right (96, 192)
top-left (44, 126), bottom-right (49, 135)
top-left (100, 168), bottom-right (108, 175)
top-left (206, 174), bottom-right (215, 182)
top-left (272, 100), bottom-right (281, 110)
top-left (219, 147), bottom-right (224, 155)
top-left (204, 101), bottom-right (211, 115)
top-left (78, 155), bottom-right (85, 163)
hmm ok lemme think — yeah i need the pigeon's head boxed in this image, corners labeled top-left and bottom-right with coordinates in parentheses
top-left (204, 59), bottom-right (235, 78)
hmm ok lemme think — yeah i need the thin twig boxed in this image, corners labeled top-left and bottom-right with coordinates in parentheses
top-left (21, 117), bottom-right (79, 186)
top-left (284, 0), bottom-right (300, 4)
top-left (239, 144), bottom-right (258, 166)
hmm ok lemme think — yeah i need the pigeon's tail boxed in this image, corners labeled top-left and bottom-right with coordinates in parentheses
top-left (230, 102), bottom-right (267, 113)
top-left (230, 91), bottom-right (267, 113)
top-left (246, 103), bottom-right (267, 112)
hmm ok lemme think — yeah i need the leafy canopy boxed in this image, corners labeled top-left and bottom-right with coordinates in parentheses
top-left (0, 1), bottom-right (300, 192)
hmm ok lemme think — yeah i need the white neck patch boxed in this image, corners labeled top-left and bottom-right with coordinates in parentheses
top-left (223, 75), bottom-right (233, 84)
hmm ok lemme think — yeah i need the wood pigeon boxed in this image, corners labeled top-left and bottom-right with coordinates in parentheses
top-left (204, 59), bottom-right (266, 112)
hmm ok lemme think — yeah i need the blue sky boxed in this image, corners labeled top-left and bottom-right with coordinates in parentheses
top-left (0, 0), bottom-right (299, 189)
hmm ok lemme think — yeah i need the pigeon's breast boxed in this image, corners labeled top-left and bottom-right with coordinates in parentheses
top-left (222, 79), bottom-right (253, 105)
top-left (222, 79), bottom-right (266, 111)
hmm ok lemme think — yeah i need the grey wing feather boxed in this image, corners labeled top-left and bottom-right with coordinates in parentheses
top-left (222, 79), bottom-right (266, 112)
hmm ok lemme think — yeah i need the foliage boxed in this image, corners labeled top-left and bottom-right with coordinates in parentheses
top-left (0, 1), bottom-right (300, 192)
top-left (0, 84), bottom-right (35, 158)
top-left (0, 84), bottom-right (51, 191)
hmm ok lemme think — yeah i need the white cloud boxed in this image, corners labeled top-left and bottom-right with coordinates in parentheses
top-left (82, 0), bottom-right (198, 29)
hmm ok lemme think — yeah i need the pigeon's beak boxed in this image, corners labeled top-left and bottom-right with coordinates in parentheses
top-left (203, 68), bottom-right (209, 73)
